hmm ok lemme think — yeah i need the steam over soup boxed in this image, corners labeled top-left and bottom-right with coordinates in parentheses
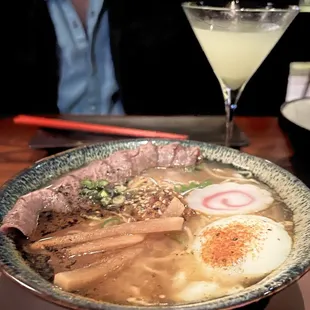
top-left (0, 143), bottom-right (294, 306)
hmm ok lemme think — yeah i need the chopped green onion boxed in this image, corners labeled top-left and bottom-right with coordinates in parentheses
top-left (96, 180), bottom-right (109, 188)
top-left (80, 188), bottom-right (91, 196)
top-left (87, 190), bottom-right (100, 199)
top-left (112, 195), bottom-right (126, 206)
top-left (101, 196), bottom-right (112, 207)
top-left (81, 179), bottom-right (96, 189)
top-left (80, 179), bottom-right (129, 208)
top-left (198, 180), bottom-right (212, 188)
top-left (99, 189), bottom-right (109, 198)
top-left (174, 180), bottom-right (212, 193)
top-left (114, 185), bottom-right (127, 194)
top-left (100, 216), bottom-right (122, 228)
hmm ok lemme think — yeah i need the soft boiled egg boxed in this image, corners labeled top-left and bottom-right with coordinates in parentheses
top-left (191, 215), bottom-right (292, 283)
top-left (186, 182), bottom-right (274, 216)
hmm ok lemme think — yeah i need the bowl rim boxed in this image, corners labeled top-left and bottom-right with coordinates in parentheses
top-left (0, 139), bottom-right (309, 310)
top-left (280, 97), bottom-right (310, 131)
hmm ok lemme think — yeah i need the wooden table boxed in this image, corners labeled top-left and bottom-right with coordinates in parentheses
top-left (0, 116), bottom-right (309, 310)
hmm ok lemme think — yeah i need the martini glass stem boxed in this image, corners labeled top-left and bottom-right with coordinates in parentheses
top-left (224, 87), bottom-right (239, 147)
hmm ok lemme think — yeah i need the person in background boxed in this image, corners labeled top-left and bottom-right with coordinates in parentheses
top-left (4, 0), bottom-right (305, 116)
top-left (47, 0), bottom-right (125, 115)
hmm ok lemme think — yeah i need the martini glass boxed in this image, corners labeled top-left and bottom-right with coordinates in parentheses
top-left (182, 2), bottom-right (299, 146)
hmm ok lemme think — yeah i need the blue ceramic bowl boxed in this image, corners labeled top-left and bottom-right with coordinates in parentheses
top-left (0, 139), bottom-right (309, 310)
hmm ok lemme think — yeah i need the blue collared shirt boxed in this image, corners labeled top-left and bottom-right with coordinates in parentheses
top-left (47, 0), bottom-right (124, 114)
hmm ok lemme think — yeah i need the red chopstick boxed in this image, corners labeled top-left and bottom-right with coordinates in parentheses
top-left (13, 115), bottom-right (188, 140)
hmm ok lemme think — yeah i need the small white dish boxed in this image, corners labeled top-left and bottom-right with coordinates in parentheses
top-left (281, 98), bottom-right (310, 131)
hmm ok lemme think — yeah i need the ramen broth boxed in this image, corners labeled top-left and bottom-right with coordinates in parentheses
top-left (22, 161), bottom-right (293, 306)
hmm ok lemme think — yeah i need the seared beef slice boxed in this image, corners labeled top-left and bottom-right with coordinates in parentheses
top-left (0, 142), bottom-right (200, 236)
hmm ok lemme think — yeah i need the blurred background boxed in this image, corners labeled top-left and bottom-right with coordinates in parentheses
top-left (2, 0), bottom-right (310, 117)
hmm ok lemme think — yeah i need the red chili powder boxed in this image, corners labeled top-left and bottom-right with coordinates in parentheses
top-left (201, 223), bottom-right (261, 268)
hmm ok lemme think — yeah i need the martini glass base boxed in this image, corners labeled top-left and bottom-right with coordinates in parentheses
top-left (224, 87), bottom-right (240, 147)
top-left (218, 119), bottom-right (245, 148)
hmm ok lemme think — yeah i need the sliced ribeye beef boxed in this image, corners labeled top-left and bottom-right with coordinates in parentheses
top-left (0, 142), bottom-right (200, 236)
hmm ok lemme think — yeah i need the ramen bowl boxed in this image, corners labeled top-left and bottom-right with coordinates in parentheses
top-left (0, 139), bottom-right (309, 310)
